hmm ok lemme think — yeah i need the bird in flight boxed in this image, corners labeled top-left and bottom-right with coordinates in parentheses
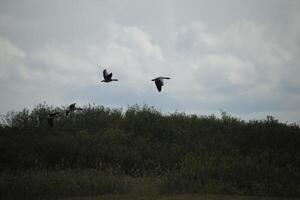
top-left (101, 69), bottom-right (118, 83)
top-left (151, 77), bottom-right (170, 92)
top-left (47, 112), bottom-right (63, 128)
top-left (66, 103), bottom-right (82, 116)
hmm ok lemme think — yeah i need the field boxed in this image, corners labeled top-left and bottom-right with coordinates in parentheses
top-left (0, 103), bottom-right (299, 199)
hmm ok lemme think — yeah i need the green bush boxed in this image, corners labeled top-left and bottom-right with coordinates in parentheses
top-left (0, 103), bottom-right (299, 198)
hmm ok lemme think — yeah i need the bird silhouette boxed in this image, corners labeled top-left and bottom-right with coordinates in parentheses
top-left (47, 112), bottom-right (62, 128)
top-left (69, 103), bottom-right (76, 112)
top-left (101, 69), bottom-right (118, 82)
top-left (66, 103), bottom-right (82, 116)
top-left (151, 77), bottom-right (170, 92)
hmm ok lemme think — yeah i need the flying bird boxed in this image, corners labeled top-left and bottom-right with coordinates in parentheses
top-left (151, 77), bottom-right (170, 92)
top-left (49, 112), bottom-right (63, 118)
top-left (47, 112), bottom-right (62, 128)
top-left (69, 103), bottom-right (76, 112)
top-left (66, 103), bottom-right (82, 116)
top-left (101, 69), bottom-right (118, 82)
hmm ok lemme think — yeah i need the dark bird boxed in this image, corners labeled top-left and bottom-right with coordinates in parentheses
top-left (49, 112), bottom-right (62, 118)
top-left (69, 103), bottom-right (76, 112)
top-left (47, 112), bottom-right (62, 128)
top-left (66, 103), bottom-right (82, 116)
top-left (151, 77), bottom-right (170, 92)
top-left (101, 69), bottom-right (118, 82)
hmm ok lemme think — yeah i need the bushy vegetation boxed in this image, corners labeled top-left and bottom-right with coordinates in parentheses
top-left (0, 169), bottom-right (131, 199)
top-left (0, 103), bottom-right (299, 199)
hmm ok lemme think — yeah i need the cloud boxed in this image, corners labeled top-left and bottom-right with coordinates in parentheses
top-left (0, 35), bottom-right (25, 63)
top-left (85, 22), bottom-right (165, 93)
top-left (165, 19), bottom-right (298, 117)
top-left (1, 1), bottom-right (300, 123)
top-left (176, 21), bottom-right (223, 51)
top-left (0, 35), bottom-right (26, 82)
top-left (0, 36), bottom-right (71, 112)
top-left (113, 26), bottom-right (163, 60)
top-left (0, 21), bottom-right (167, 113)
top-left (33, 44), bottom-right (97, 87)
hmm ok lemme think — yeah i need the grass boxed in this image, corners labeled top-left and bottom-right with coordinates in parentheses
top-left (63, 194), bottom-right (299, 200)
top-left (1, 169), bottom-right (299, 200)
top-left (0, 169), bottom-right (132, 200)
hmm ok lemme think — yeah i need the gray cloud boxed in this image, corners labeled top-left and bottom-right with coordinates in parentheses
top-left (0, 0), bottom-right (300, 122)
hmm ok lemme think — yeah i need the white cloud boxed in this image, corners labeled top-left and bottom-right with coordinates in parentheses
top-left (0, 35), bottom-right (25, 63)
top-left (0, 0), bottom-right (300, 122)
top-left (177, 21), bottom-right (223, 50)
top-left (0, 22), bottom-right (167, 113)
top-left (33, 44), bottom-right (97, 86)
top-left (0, 35), bottom-right (32, 84)
top-left (223, 21), bottom-right (292, 66)
top-left (173, 20), bottom-right (294, 95)
top-left (158, 17), bottom-right (300, 120)
top-left (86, 22), bottom-right (166, 93)
top-left (0, 36), bottom-right (70, 112)
top-left (114, 26), bottom-right (163, 60)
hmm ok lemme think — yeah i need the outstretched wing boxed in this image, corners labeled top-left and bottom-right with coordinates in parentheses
top-left (103, 69), bottom-right (108, 79)
top-left (107, 73), bottom-right (113, 79)
top-left (49, 112), bottom-right (61, 117)
top-left (155, 79), bottom-right (163, 92)
top-left (159, 76), bottom-right (170, 80)
top-left (159, 78), bottom-right (164, 86)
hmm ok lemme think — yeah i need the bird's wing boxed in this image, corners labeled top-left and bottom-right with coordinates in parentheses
top-left (159, 76), bottom-right (170, 80)
top-left (159, 78), bottom-right (164, 86)
top-left (155, 79), bottom-right (163, 92)
top-left (69, 103), bottom-right (76, 110)
top-left (49, 112), bottom-right (60, 117)
top-left (103, 69), bottom-right (108, 78)
top-left (107, 73), bottom-right (113, 79)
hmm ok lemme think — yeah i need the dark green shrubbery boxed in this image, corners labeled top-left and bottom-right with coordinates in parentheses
top-left (0, 103), bottom-right (299, 198)
top-left (0, 169), bottom-right (131, 200)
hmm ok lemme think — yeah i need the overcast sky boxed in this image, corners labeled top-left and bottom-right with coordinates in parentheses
top-left (0, 0), bottom-right (299, 122)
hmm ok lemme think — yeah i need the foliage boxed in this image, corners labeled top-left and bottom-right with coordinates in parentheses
top-left (0, 103), bottom-right (299, 198)
top-left (0, 169), bottom-right (131, 200)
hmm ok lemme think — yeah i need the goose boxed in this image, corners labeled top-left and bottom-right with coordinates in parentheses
top-left (101, 69), bottom-right (118, 82)
top-left (151, 77), bottom-right (170, 92)
top-left (47, 112), bottom-right (62, 128)
top-left (69, 103), bottom-right (76, 112)
top-left (66, 103), bottom-right (82, 116)
top-left (48, 112), bottom-right (62, 118)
